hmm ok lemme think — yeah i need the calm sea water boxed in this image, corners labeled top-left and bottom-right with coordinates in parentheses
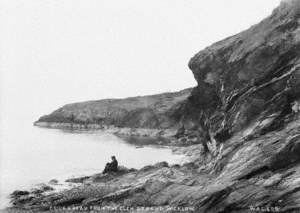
top-left (0, 118), bottom-right (184, 208)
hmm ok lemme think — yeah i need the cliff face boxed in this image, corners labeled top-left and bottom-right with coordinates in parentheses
top-left (185, 0), bottom-right (300, 140)
top-left (16, 1), bottom-right (300, 212)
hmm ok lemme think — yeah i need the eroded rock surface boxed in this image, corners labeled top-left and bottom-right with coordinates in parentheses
top-left (185, 0), bottom-right (300, 141)
top-left (9, 1), bottom-right (300, 212)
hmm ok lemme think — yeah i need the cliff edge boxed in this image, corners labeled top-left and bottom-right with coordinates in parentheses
top-left (35, 88), bottom-right (192, 130)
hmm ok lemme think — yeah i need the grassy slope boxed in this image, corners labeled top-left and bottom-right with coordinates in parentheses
top-left (36, 88), bottom-right (192, 129)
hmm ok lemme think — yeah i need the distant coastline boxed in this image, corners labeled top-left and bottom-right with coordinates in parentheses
top-left (34, 121), bottom-right (177, 138)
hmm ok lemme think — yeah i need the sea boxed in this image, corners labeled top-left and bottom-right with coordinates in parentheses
top-left (0, 115), bottom-right (185, 208)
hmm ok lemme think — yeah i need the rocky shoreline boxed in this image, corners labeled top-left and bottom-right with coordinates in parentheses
top-left (34, 121), bottom-right (177, 138)
top-left (7, 1), bottom-right (300, 212)
top-left (7, 114), bottom-right (300, 213)
top-left (34, 121), bottom-right (203, 147)
top-left (6, 148), bottom-right (199, 213)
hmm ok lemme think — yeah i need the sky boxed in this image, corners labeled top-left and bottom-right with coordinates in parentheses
top-left (0, 0), bottom-right (282, 119)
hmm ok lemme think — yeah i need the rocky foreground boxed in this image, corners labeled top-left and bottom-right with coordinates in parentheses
top-left (9, 0), bottom-right (300, 212)
top-left (9, 114), bottom-right (300, 213)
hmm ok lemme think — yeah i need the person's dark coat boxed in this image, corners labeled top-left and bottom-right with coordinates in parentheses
top-left (102, 158), bottom-right (118, 174)
top-left (110, 159), bottom-right (118, 171)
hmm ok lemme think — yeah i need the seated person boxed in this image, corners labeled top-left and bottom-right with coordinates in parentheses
top-left (102, 156), bottom-right (118, 174)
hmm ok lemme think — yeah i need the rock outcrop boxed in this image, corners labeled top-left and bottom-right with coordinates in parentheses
top-left (35, 88), bottom-right (192, 130)
top-left (10, 1), bottom-right (300, 212)
top-left (185, 0), bottom-right (300, 141)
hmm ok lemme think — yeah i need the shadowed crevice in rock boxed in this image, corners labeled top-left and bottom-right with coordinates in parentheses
top-left (237, 166), bottom-right (270, 181)
top-left (269, 135), bottom-right (300, 171)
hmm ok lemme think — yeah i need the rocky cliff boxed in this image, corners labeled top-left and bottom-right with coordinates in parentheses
top-left (36, 0), bottom-right (300, 141)
top-left (35, 88), bottom-right (192, 130)
top-left (11, 0), bottom-right (300, 212)
top-left (184, 0), bottom-right (300, 141)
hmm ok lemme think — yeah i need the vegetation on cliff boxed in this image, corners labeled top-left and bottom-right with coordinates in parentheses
top-left (35, 88), bottom-right (192, 129)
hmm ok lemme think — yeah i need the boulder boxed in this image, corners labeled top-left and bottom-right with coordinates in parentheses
top-left (10, 190), bottom-right (29, 198)
top-left (48, 179), bottom-right (59, 185)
